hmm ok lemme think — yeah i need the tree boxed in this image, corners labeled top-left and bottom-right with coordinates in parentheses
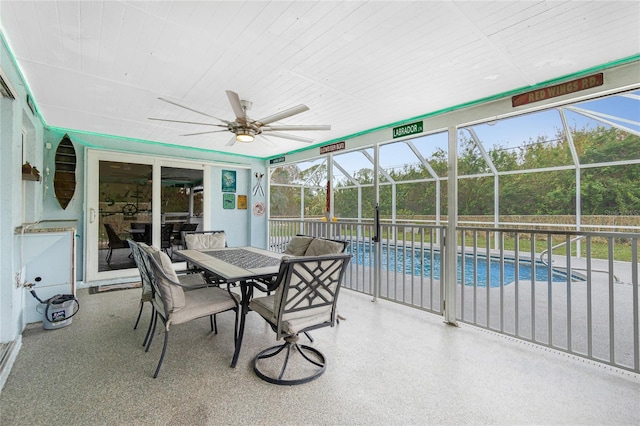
top-left (272, 125), bottom-right (640, 222)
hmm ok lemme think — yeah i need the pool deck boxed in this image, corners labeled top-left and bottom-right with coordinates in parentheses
top-left (344, 250), bottom-right (638, 372)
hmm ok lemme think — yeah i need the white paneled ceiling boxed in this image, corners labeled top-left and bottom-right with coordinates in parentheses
top-left (1, 1), bottom-right (639, 159)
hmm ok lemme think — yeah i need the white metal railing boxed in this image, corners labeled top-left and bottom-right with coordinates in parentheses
top-left (268, 219), bottom-right (640, 374)
top-left (456, 227), bottom-right (639, 374)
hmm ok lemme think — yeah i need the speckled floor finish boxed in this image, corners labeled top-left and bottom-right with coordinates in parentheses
top-left (1, 286), bottom-right (638, 425)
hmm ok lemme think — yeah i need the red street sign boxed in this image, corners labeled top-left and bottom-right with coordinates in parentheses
top-left (320, 141), bottom-right (345, 155)
top-left (512, 73), bottom-right (603, 107)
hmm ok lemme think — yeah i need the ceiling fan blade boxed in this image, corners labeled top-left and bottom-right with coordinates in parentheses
top-left (225, 135), bottom-right (237, 146)
top-left (255, 104), bottom-right (309, 126)
top-left (180, 129), bottom-right (228, 136)
top-left (148, 117), bottom-right (226, 127)
top-left (158, 97), bottom-right (230, 124)
top-left (264, 131), bottom-right (314, 143)
top-left (258, 135), bottom-right (278, 147)
top-left (225, 90), bottom-right (246, 123)
top-left (263, 124), bottom-right (331, 131)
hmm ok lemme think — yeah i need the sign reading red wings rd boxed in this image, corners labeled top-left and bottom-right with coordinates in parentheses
top-left (512, 73), bottom-right (603, 107)
top-left (320, 141), bottom-right (345, 155)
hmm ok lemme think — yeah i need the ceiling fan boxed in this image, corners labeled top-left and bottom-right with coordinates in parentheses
top-left (149, 90), bottom-right (331, 146)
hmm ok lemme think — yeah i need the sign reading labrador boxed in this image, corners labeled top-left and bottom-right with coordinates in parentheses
top-left (393, 121), bottom-right (423, 139)
top-left (512, 73), bottom-right (603, 107)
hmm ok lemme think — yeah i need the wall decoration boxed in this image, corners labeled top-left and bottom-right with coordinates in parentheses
top-left (54, 135), bottom-right (76, 209)
top-left (237, 195), bottom-right (247, 209)
top-left (222, 170), bottom-right (236, 192)
top-left (253, 172), bottom-right (264, 196)
top-left (223, 193), bottom-right (235, 209)
top-left (252, 201), bottom-right (265, 216)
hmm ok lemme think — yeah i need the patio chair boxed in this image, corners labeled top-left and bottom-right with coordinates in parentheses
top-left (171, 223), bottom-right (199, 250)
top-left (128, 239), bottom-right (156, 347)
top-left (143, 223), bottom-right (153, 244)
top-left (104, 223), bottom-right (130, 263)
top-left (160, 223), bottom-right (174, 256)
top-left (183, 230), bottom-right (227, 250)
top-left (249, 253), bottom-right (351, 385)
top-left (143, 249), bottom-right (239, 378)
top-left (254, 235), bottom-right (349, 295)
top-left (129, 240), bottom-right (218, 345)
top-left (286, 235), bottom-right (349, 256)
top-left (181, 230), bottom-right (228, 285)
top-left (130, 222), bottom-right (147, 243)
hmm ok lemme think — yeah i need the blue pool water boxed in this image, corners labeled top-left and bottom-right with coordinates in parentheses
top-left (347, 243), bottom-right (581, 288)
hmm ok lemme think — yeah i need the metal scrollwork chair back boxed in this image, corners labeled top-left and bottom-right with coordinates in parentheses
top-left (249, 253), bottom-right (351, 385)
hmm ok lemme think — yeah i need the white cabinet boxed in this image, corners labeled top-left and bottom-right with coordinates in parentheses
top-left (19, 227), bottom-right (76, 324)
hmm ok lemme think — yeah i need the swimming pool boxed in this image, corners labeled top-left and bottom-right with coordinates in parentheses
top-left (347, 243), bottom-right (581, 287)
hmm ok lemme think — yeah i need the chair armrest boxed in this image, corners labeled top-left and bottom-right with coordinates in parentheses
top-left (251, 276), bottom-right (278, 293)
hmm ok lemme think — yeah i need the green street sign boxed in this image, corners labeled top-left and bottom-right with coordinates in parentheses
top-left (392, 121), bottom-right (423, 139)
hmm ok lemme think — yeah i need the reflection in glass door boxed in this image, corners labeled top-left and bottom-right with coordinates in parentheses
top-left (160, 166), bottom-right (204, 259)
top-left (98, 161), bottom-right (152, 272)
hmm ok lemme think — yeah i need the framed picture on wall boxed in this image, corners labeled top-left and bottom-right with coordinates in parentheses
top-left (237, 195), bottom-right (247, 209)
top-left (223, 193), bottom-right (235, 209)
top-left (222, 170), bottom-right (236, 192)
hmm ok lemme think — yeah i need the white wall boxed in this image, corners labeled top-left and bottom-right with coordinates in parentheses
top-left (0, 37), bottom-right (46, 345)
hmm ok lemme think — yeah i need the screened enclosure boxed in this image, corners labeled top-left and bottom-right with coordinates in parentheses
top-left (268, 88), bottom-right (640, 373)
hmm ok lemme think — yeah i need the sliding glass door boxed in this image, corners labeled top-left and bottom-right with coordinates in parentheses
top-left (85, 150), bottom-right (207, 282)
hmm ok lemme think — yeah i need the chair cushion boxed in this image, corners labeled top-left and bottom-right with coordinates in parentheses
top-left (250, 293), bottom-right (332, 336)
top-left (151, 250), bottom-right (186, 312)
top-left (169, 287), bottom-right (237, 325)
top-left (249, 294), bottom-right (277, 323)
top-left (304, 238), bottom-right (345, 256)
top-left (185, 232), bottom-right (226, 249)
top-left (284, 236), bottom-right (314, 256)
top-left (176, 272), bottom-right (207, 288)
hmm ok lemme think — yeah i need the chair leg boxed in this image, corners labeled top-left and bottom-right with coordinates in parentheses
top-left (133, 301), bottom-right (144, 330)
top-left (143, 306), bottom-right (155, 347)
top-left (253, 335), bottom-right (327, 385)
top-left (106, 247), bottom-right (113, 263)
top-left (145, 311), bottom-right (158, 353)
top-left (233, 308), bottom-right (239, 345)
top-left (210, 314), bottom-right (218, 334)
top-left (153, 328), bottom-right (169, 379)
top-left (304, 331), bottom-right (314, 342)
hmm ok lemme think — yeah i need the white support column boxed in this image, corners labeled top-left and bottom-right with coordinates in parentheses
top-left (445, 126), bottom-right (458, 324)
top-left (151, 162), bottom-right (162, 248)
top-left (559, 107), bottom-right (582, 257)
top-left (373, 144), bottom-right (380, 302)
top-left (327, 153), bottom-right (334, 237)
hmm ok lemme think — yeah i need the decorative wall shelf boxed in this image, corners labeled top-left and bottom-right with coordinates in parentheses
top-left (21, 163), bottom-right (41, 182)
top-left (22, 171), bottom-right (41, 182)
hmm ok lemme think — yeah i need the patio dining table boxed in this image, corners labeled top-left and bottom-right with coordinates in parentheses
top-left (173, 246), bottom-right (285, 367)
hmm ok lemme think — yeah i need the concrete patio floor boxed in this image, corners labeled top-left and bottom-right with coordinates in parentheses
top-left (1, 284), bottom-right (638, 425)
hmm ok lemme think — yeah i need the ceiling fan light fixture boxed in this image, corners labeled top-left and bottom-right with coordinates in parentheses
top-left (236, 127), bottom-right (256, 142)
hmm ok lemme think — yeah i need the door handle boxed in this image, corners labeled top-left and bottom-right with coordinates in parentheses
top-left (89, 208), bottom-right (96, 223)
